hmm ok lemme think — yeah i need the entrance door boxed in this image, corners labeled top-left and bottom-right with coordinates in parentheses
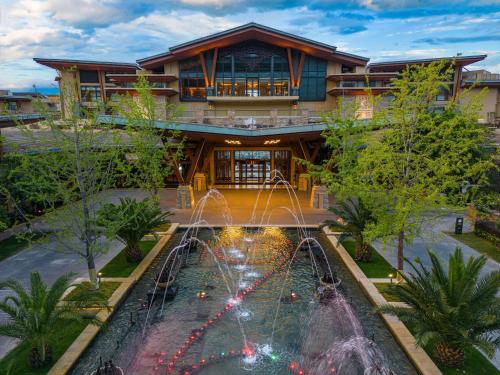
top-left (237, 159), bottom-right (267, 184)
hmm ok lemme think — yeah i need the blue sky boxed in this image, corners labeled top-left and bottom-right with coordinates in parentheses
top-left (1, 0), bottom-right (499, 93)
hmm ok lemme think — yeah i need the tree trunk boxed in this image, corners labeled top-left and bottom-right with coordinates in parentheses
top-left (87, 255), bottom-right (99, 290)
top-left (397, 230), bottom-right (405, 281)
top-left (124, 242), bottom-right (143, 263)
top-left (434, 342), bottom-right (465, 368)
top-left (354, 237), bottom-right (372, 262)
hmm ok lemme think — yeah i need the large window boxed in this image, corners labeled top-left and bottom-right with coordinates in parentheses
top-left (214, 41), bottom-right (290, 97)
top-left (299, 56), bottom-right (326, 101)
top-left (80, 86), bottom-right (101, 102)
top-left (179, 56), bottom-right (206, 101)
top-left (181, 78), bottom-right (206, 101)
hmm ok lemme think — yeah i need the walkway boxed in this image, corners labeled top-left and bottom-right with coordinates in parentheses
top-left (372, 214), bottom-right (500, 368)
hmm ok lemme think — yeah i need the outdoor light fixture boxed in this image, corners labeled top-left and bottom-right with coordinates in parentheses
top-left (225, 139), bottom-right (241, 145)
top-left (197, 291), bottom-right (207, 299)
top-left (98, 272), bottom-right (102, 284)
top-left (388, 273), bottom-right (394, 284)
top-left (264, 139), bottom-right (280, 145)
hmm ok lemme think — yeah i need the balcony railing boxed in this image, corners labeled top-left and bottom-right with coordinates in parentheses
top-left (172, 109), bottom-right (323, 128)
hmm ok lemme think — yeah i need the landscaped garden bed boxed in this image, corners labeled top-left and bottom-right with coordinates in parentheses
top-left (98, 240), bottom-right (157, 277)
top-left (448, 232), bottom-right (499, 262)
top-left (341, 239), bottom-right (396, 278)
top-left (0, 319), bottom-right (90, 375)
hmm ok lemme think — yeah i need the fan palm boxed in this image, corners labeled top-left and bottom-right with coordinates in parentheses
top-left (98, 197), bottom-right (171, 262)
top-left (378, 248), bottom-right (500, 368)
top-left (0, 272), bottom-right (102, 368)
top-left (323, 197), bottom-right (374, 261)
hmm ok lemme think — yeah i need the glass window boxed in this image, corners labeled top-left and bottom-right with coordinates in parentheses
top-left (79, 70), bottom-right (99, 84)
top-left (216, 79), bottom-right (232, 96)
top-left (299, 55), bottom-right (326, 101)
top-left (80, 86), bottom-right (101, 102)
top-left (259, 79), bottom-right (271, 96)
top-left (7, 102), bottom-right (17, 111)
top-left (435, 86), bottom-right (449, 101)
top-left (273, 79), bottom-right (289, 96)
top-left (181, 78), bottom-right (206, 101)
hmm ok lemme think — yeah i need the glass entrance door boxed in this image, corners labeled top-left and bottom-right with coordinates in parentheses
top-left (234, 151), bottom-right (270, 185)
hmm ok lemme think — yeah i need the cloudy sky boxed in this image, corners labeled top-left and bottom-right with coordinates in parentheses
top-left (1, 0), bottom-right (499, 93)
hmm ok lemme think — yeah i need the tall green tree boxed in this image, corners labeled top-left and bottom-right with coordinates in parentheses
top-left (319, 61), bottom-right (495, 276)
top-left (378, 248), bottom-right (500, 368)
top-left (111, 74), bottom-right (184, 198)
top-left (7, 87), bottom-right (123, 289)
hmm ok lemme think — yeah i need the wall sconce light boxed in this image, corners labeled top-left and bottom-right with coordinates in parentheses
top-left (208, 103), bottom-right (215, 110)
top-left (225, 139), bottom-right (241, 145)
top-left (264, 139), bottom-right (280, 145)
top-left (292, 100), bottom-right (299, 110)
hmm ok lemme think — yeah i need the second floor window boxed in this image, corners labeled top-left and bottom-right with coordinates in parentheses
top-left (80, 86), bottom-right (101, 102)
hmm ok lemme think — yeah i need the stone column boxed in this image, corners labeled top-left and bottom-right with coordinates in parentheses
top-left (195, 110), bottom-right (204, 124)
top-left (310, 185), bottom-right (329, 209)
top-left (298, 173), bottom-right (311, 191)
top-left (176, 185), bottom-right (195, 208)
top-left (270, 109), bottom-right (278, 127)
top-left (193, 172), bottom-right (207, 191)
top-left (301, 108), bottom-right (310, 124)
top-left (227, 110), bottom-right (235, 127)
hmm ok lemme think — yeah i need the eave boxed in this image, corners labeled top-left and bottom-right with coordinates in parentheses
top-left (327, 73), bottom-right (397, 81)
top-left (34, 58), bottom-right (137, 72)
top-left (368, 55), bottom-right (487, 73)
top-left (327, 87), bottom-right (393, 96)
top-left (138, 23), bottom-right (368, 69)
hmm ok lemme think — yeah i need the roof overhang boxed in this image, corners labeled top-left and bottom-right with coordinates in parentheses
top-left (368, 55), bottom-right (487, 73)
top-left (34, 58), bottom-right (137, 72)
top-left (99, 114), bottom-right (328, 138)
top-left (138, 23), bottom-right (368, 69)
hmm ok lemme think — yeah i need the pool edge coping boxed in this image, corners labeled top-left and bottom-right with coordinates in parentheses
top-left (322, 227), bottom-right (442, 375)
top-left (46, 223), bottom-right (180, 375)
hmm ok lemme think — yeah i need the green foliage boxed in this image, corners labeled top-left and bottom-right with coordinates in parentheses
top-left (97, 197), bottom-right (170, 262)
top-left (449, 232), bottom-right (499, 262)
top-left (99, 240), bottom-right (157, 277)
top-left (324, 198), bottom-right (375, 261)
top-left (317, 61), bottom-right (495, 272)
top-left (378, 248), bottom-right (500, 368)
top-left (5, 90), bottom-right (124, 288)
top-left (0, 272), bottom-right (104, 368)
top-left (111, 74), bottom-right (184, 196)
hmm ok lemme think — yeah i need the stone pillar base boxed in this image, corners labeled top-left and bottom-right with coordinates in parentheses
top-left (298, 173), bottom-right (311, 191)
top-left (177, 185), bottom-right (195, 208)
top-left (310, 185), bottom-right (329, 209)
top-left (193, 172), bottom-right (207, 191)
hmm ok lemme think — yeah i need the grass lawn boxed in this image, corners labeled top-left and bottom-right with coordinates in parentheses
top-left (98, 240), bottom-right (157, 277)
top-left (0, 319), bottom-right (89, 375)
top-left (0, 233), bottom-right (47, 262)
top-left (65, 281), bottom-right (121, 301)
top-left (374, 282), bottom-right (401, 302)
top-left (448, 232), bottom-right (500, 263)
top-left (341, 239), bottom-right (397, 278)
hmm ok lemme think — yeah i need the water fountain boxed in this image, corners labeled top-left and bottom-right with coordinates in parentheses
top-left (72, 171), bottom-right (417, 375)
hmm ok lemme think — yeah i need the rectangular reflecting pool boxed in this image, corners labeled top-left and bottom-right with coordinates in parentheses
top-left (71, 228), bottom-right (417, 375)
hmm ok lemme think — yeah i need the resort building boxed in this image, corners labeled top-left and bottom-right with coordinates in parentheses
top-left (34, 23), bottom-right (492, 189)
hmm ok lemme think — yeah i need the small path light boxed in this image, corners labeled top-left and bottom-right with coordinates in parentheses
top-left (388, 273), bottom-right (394, 284)
top-left (98, 272), bottom-right (103, 284)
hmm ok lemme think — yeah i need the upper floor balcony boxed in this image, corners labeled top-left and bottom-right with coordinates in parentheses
top-left (174, 108), bottom-right (323, 128)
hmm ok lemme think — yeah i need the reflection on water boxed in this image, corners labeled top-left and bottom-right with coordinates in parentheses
top-left (72, 228), bottom-right (417, 375)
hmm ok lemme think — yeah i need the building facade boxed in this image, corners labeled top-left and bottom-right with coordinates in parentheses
top-left (34, 23), bottom-right (495, 189)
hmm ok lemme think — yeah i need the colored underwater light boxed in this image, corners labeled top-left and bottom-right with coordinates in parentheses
top-left (197, 290), bottom-right (207, 299)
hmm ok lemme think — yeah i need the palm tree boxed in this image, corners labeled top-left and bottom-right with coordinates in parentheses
top-left (0, 272), bottom-right (101, 368)
top-left (98, 197), bottom-right (171, 262)
top-left (323, 197), bottom-right (374, 261)
top-left (378, 248), bottom-right (500, 368)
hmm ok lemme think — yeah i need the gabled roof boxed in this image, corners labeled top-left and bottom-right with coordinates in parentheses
top-left (368, 55), bottom-right (486, 72)
top-left (34, 58), bottom-right (138, 72)
top-left (138, 22), bottom-right (368, 69)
